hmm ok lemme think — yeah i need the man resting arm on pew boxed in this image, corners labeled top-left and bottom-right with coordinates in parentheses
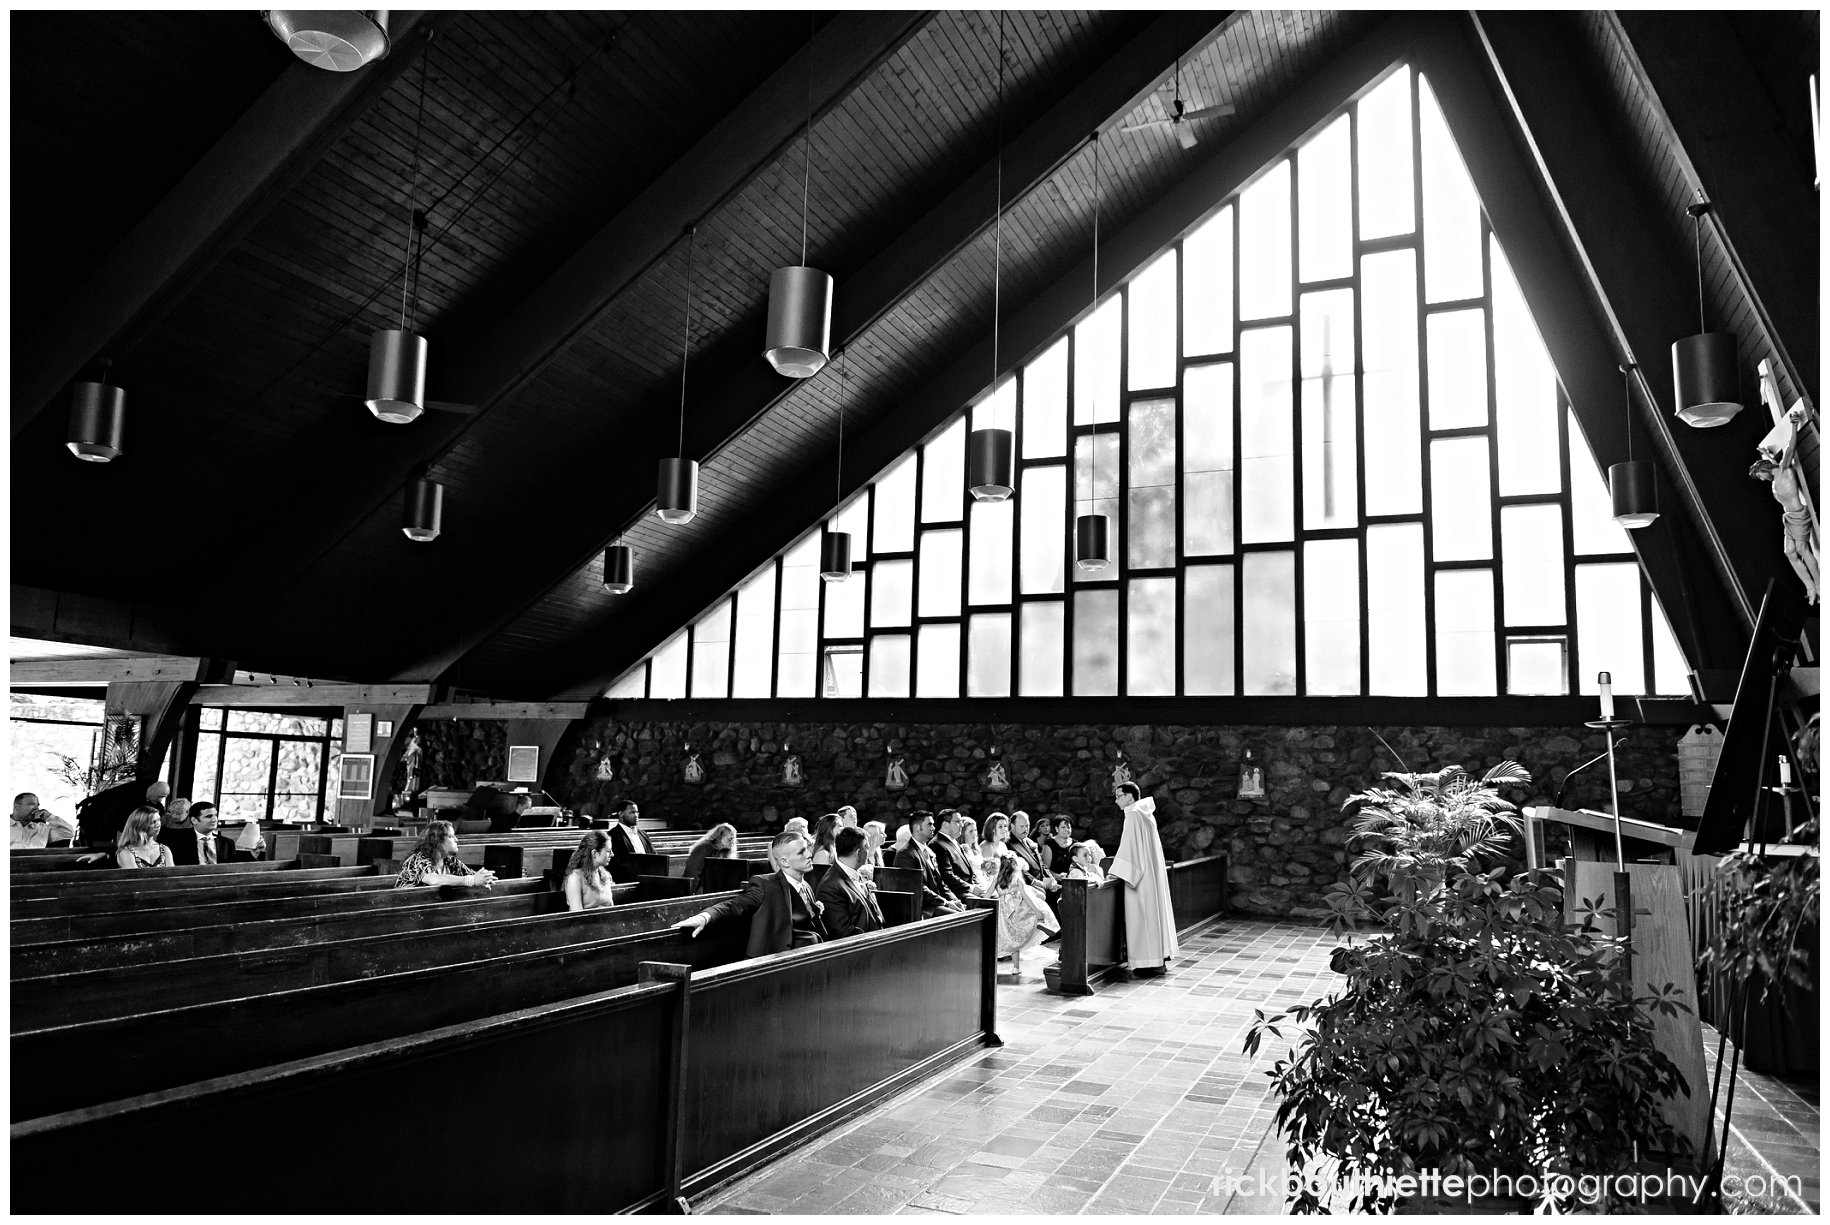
top-left (893, 812), bottom-right (966, 918)
top-left (812, 827), bottom-right (885, 938)
top-left (393, 820), bottom-right (498, 890)
top-left (672, 831), bottom-right (829, 956)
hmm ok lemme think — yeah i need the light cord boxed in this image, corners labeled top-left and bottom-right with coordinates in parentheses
top-left (801, 15), bottom-right (813, 267)
top-left (1693, 207), bottom-right (1706, 332)
top-left (1090, 130), bottom-right (1101, 503)
top-left (991, 12), bottom-right (1004, 416)
top-left (835, 348), bottom-right (847, 511)
top-left (678, 225), bottom-right (696, 456)
top-left (399, 34), bottom-right (432, 330)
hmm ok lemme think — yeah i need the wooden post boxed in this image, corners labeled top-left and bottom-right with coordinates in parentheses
top-left (965, 898), bottom-right (1003, 1045)
top-left (638, 961), bottom-right (695, 1214)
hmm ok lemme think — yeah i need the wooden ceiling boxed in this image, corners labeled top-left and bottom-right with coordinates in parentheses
top-left (11, 11), bottom-right (1816, 698)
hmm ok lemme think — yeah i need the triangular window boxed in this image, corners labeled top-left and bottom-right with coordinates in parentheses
top-left (612, 65), bottom-right (1690, 702)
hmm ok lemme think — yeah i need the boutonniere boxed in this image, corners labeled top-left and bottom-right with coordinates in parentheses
top-left (813, 899), bottom-right (825, 914)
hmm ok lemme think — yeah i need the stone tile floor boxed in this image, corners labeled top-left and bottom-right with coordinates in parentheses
top-left (698, 917), bottom-right (1819, 1215)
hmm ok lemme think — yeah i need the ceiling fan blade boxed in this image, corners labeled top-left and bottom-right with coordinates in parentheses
top-left (1118, 118), bottom-right (1171, 133)
top-left (1182, 102), bottom-right (1235, 122)
top-left (1175, 122), bottom-right (1199, 151)
top-left (423, 400), bottom-right (480, 415)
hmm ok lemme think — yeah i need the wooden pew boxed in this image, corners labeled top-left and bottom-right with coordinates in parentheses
top-left (9, 869), bottom-right (381, 916)
top-left (1045, 854), bottom-right (1230, 996)
top-left (611, 851), bottom-right (671, 884)
top-left (12, 907), bottom-right (1002, 1215)
top-left (10, 862), bottom-right (372, 903)
top-left (12, 878), bottom-right (599, 977)
top-left (699, 856), bottom-right (767, 894)
top-left (15, 892), bottom-right (738, 1029)
top-left (12, 899), bottom-right (753, 1121)
top-left (10, 877), bottom-right (452, 944)
top-left (9, 857), bottom-right (335, 891)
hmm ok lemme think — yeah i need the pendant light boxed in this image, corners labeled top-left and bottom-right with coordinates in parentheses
top-left (1609, 362), bottom-right (1658, 529)
top-left (657, 225), bottom-right (700, 525)
top-left (368, 42), bottom-right (434, 425)
top-left (602, 540), bottom-right (634, 594)
top-left (967, 14), bottom-right (1014, 504)
top-left (820, 348), bottom-right (855, 581)
top-left (764, 18), bottom-right (833, 379)
top-left (265, 11), bottom-right (391, 73)
top-left (402, 464), bottom-right (444, 541)
top-left (1670, 199), bottom-right (1742, 428)
top-left (67, 361), bottom-right (126, 463)
top-left (1074, 132), bottom-right (1110, 573)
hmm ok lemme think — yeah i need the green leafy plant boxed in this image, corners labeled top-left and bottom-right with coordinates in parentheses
top-left (1244, 760), bottom-right (1693, 1214)
top-left (1700, 817), bottom-right (1818, 1003)
top-left (1344, 760), bottom-right (1530, 883)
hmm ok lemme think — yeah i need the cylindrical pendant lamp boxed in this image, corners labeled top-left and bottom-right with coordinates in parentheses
top-left (367, 328), bottom-right (427, 424)
top-left (967, 427), bottom-right (1014, 503)
top-left (1671, 332), bottom-right (1741, 428)
top-left (67, 380), bottom-right (127, 462)
top-left (265, 10), bottom-right (391, 72)
top-left (1075, 513), bottom-right (1110, 572)
top-left (1608, 461), bottom-right (1658, 529)
top-left (765, 266), bottom-right (833, 378)
top-left (402, 473), bottom-right (443, 541)
top-left (820, 530), bottom-right (853, 581)
top-left (656, 457), bottom-right (698, 525)
top-left (602, 543), bottom-right (634, 593)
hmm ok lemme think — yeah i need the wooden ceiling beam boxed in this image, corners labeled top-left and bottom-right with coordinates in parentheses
top-left (11, 12), bottom-right (439, 439)
top-left (395, 11), bottom-right (1240, 687)
top-left (10, 655), bottom-right (207, 687)
top-left (536, 14), bottom-right (1418, 699)
top-left (192, 683), bottom-right (435, 707)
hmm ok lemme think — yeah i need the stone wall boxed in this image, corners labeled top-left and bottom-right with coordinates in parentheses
top-left (545, 717), bottom-right (1686, 919)
top-left (392, 719), bottom-right (507, 797)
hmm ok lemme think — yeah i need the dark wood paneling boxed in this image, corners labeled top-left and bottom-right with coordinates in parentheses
top-left (12, 980), bottom-right (683, 1215)
top-left (679, 909), bottom-right (991, 1182)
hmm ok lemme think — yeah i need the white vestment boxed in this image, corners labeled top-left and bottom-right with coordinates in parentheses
top-left (1108, 796), bottom-right (1178, 970)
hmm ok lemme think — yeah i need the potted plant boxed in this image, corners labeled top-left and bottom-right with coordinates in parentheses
top-left (1243, 761), bottom-right (1695, 1213)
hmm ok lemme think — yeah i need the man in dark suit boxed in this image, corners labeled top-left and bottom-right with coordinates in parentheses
top-left (607, 799), bottom-right (652, 857)
top-left (813, 826), bottom-right (883, 938)
top-left (673, 831), bottom-right (828, 957)
top-left (1010, 809), bottom-right (1061, 899)
top-left (931, 808), bottom-right (979, 899)
top-left (893, 812), bottom-right (965, 917)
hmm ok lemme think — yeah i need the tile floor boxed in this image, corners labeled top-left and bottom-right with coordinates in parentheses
top-left (698, 917), bottom-right (1819, 1216)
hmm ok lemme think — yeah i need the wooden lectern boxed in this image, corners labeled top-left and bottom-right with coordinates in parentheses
top-left (1528, 805), bottom-right (1710, 1160)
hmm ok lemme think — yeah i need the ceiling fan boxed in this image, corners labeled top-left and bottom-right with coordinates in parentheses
top-left (1119, 56), bottom-right (1233, 150)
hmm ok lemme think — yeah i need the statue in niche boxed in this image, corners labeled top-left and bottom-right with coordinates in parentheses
top-left (596, 755), bottom-right (617, 782)
top-left (1110, 755), bottom-right (1133, 791)
top-left (682, 747), bottom-right (705, 786)
top-left (781, 748), bottom-right (804, 788)
top-left (985, 759), bottom-right (1010, 792)
top-left (1238, 750), bottom-right (1265, 800)
top-left (399, 730), bottom-right (422, 799)
top-left (885, 752), bottom-right (909, 791)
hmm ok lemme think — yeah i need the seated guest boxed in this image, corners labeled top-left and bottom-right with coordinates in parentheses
top-left (563, 830), bottom-right (617, 911)
top-left (11, 793), bottom-right (77, 849)
top-left (930, 809), bottom-right (978, 899)
top-left (956, 814), bottom-right (983, 876)
top-left (190, 802), bottom-right (221, 866)
top-left (394, 819), bottom-right (498, 889)
top-left (683, 822), bottom-right (739, 880)
top-left (893, 812), bottom-right (966, 917)
top-left (784, 816), bottom-right (810, 838)
top-left (1040, 815), bottom-right (1077, 876)
top-left (969, 848), bottom-right (1059, 962)
top-left (1068, 839), bottom-right (1108, 883)
top-left (813, 826), bottom-right (883, 938)
top-left (979, 812), bottom-right (1013, 862)
top-left (892, 822), bottom-right (912, 858)
top-left (836, 804), bottom-right (860, 828)
top-left (156, 797), bottom-right (200, 866)
top-left (809, 813), bottom-right (841, 866)
top-left (861, 820), bottom-right (888, 868)
top-left (1009, 810), bottom-right (1060, 897)
top-left (673, 831), bottom-right (828, 956)
top-left (609, 800), bottom-right (652, 858)
top-left (116, 806), bottom-right (175, 869)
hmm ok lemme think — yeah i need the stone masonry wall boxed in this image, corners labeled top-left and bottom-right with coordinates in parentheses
top-left (539, 718), bottom-right (1684, 919)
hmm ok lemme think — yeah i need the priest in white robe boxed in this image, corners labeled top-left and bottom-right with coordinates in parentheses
top-left (1108, 782), bottom-right (1178, 976)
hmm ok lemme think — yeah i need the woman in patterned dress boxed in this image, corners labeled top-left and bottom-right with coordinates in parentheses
top-left (115, 806), bottom-right (174, 870)
top-left (393, 819), bottom-right (497, 889)
top-left (563, 829), bottom-right (617, 910)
